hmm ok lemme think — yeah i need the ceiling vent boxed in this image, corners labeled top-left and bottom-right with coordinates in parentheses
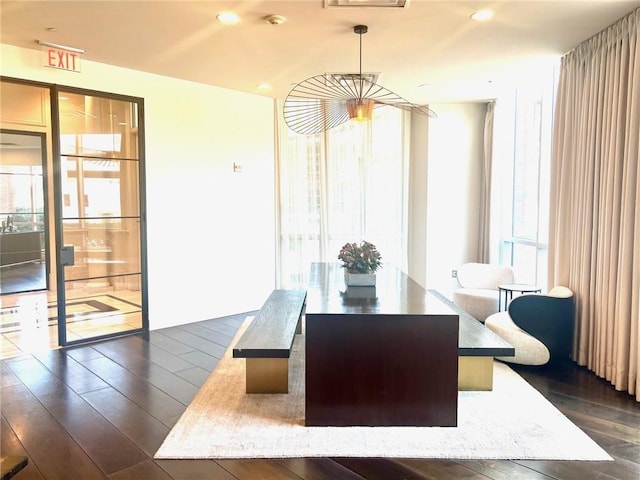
top-left (324, 0), bottom-right (409, 8)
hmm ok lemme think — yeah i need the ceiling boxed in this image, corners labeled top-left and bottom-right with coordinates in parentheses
top-left (1, 1), bottom-right (639, 105)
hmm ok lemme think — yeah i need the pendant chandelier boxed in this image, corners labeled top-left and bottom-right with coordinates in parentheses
top-left (283, 24), bottom-right (436, 135)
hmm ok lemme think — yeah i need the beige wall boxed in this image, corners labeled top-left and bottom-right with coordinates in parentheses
top-left (406, 103), bottom-right (487, 296)
top-left (1, 43), bottom-right (276, 329)
top-left (425, 103), bottom-right (486, 297)
top-left (407, 111), bottom-right (429, 286)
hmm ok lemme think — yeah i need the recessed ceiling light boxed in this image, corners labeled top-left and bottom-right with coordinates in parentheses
top-left (216, 11), bottom-right (240, 24)
top-left (470, 10), bottom-right (494, 22)
top-left (256, 83), bottom-right (271, 90)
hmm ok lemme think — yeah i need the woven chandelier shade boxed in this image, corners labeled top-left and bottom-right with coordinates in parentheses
top-left (346, 98), bottom-right (375, 121)
top-left (283, 25), bottom-right (436, 135)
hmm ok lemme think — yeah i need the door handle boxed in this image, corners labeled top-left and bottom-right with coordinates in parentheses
top-left (60, 245), bottom-right (75, 266)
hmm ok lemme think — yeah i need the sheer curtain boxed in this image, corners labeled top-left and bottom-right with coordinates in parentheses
top-left (478, 101), bottom-right (495, 263)
top-left (549, 8), bottom-right (640, 400)
top-left (275, 102), bottom-right (409, 288)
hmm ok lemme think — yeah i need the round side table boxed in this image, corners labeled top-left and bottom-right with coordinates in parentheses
top-left (498, 283), bottom-right (542, 311)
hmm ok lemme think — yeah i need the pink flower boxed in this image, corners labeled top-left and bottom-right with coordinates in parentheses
top-left (337, 240), bottom-right (382, 274)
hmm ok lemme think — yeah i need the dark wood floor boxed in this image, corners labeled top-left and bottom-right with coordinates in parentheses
top-left (1, 313), bottom-right (638, 480)
top-left (0, 262), bottom-right (46, 295)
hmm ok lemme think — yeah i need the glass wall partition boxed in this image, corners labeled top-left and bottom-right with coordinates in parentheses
top-left (0, 78), bottom-right (147, 355)
top-left (0, 79), bottom-right (57, 358)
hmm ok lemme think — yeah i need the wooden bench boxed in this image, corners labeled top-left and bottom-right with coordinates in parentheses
top-left (232, 289), bottom-right (307, 393)
top-left (428, 289), bottom-right (515, 391)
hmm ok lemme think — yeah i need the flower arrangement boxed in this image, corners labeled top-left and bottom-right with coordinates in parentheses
top-left (338, 240), bottom-right (382, 274)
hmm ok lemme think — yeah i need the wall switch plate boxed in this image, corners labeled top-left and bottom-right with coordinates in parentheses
top-left (451, 269), bottom-right (457, 278)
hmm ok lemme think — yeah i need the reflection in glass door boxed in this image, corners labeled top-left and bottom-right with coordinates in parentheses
top-left (0, 131), bottom-right (48, 295)
top-left (56, 90), bottom-right (146, 345)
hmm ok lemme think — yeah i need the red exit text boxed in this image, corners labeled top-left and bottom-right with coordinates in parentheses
top-left (44, 48), bottom-right (81, 72)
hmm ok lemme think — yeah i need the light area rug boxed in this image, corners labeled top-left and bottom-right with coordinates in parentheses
top-left (155, 317), bottom-right (612, 460)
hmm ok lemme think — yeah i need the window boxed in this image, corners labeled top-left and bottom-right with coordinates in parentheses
top-left (0, 164), bottom-right (44, 233)
top-left (277, 107), bottom-right (408, 287)
top-left (501, 73), bottom-right (555, 290)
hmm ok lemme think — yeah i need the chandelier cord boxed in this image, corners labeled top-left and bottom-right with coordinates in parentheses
top-left (358, 30), bottom-right (363, 101)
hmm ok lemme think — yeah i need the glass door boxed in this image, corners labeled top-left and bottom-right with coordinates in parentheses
top-left (55, 89), bottom-right (147, 345)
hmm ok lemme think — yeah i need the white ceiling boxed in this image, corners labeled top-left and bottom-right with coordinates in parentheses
top-left (1, 1), bottom-right (639, 105)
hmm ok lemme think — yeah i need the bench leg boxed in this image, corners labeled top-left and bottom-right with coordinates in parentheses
top-left (458, 356), bottom-right (494, 391)
top-left (245, 358), bottom-right (288, 393)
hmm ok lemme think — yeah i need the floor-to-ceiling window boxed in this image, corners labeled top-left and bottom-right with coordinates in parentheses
top-left (277, 106), bottom-right (409, 287)
top-left (501, 74), bottom-right (556, 291)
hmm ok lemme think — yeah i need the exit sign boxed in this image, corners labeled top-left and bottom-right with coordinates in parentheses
top-left (43, 47), bottom-right (81, 73)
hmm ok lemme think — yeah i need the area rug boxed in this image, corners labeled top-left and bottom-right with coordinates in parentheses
top-left (154, 317), bottom-right (612, 460)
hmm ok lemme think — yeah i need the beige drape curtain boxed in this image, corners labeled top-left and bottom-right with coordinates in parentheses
top-left (549, 8), bottom-right (640, 400)
top-left (478, 101), bottom-right (495, 263)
